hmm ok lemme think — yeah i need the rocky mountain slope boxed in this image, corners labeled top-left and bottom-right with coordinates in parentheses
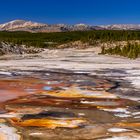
top-left (0, 20), bottom-right (102, 32)
top-left (0, 20), bottom-right (45, 30)
top-left (0, 20), bottom-right (140, 32)
top-left (101, 24), bottom-right (140, 30)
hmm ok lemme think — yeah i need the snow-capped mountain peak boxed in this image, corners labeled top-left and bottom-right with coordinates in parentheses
top-left (0, 19), bottom-right (140, 32)
top-left (0, 20), bottom-right (46, 30)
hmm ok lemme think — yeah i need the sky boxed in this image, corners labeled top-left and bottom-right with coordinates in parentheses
top-left (0, 0), bottom-right (140, 25)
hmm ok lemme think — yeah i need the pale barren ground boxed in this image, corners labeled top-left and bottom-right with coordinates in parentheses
top-left (0, 47), bottom-right (140, 90)
top-left (0, 47), bottom-right (140, 140)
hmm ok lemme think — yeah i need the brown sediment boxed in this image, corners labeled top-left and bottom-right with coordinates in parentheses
top-left (6, 92), bottom-right (137, 110)
top-left (0, 78), bottom-right (45, 103)
top-left (21, 124), bottom-right (110, 140)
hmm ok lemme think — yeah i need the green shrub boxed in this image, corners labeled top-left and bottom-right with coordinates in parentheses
top-left (102, 42), bottom-right (140, 59)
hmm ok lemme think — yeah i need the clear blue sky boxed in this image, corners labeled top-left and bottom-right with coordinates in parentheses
top-left (0, 0), bottom-right (140, 25)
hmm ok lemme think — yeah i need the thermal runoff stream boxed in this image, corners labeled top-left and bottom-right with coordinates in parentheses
top-left (0, 70), bottom-right (139, 140)
top-left (0, 48), bottom-right (139, 140)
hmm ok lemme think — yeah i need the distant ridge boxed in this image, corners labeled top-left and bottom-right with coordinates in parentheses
top-left (101, 24), bottom-right (140, 30)
top-left (0, 20), bottom-right (140, 32)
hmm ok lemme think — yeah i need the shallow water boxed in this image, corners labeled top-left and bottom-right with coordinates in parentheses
top-left (0, 71), bottom-right (139, 140)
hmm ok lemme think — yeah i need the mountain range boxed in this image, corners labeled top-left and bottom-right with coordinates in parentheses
top-left (0, 20), bottom-right (140, 32)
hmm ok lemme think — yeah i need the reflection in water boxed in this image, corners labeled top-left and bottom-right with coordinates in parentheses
top-left (0, 71), bottom-right (139, 140)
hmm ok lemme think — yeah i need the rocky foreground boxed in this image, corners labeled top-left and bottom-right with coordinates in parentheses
top-left (0, 42), bottom-right (43, 55)
top-left (0, 48), bottom-right (139, 140)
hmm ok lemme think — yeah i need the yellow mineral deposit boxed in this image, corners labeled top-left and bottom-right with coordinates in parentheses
top-left (41, 87), bottom-right (119, 99)
top-left (116, 122), bottom-right (140, 128)
top-left (10, 117), bottom-right (87, 129)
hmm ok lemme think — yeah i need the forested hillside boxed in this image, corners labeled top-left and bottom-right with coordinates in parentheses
top-left (0, 30), bottom-right (140, 48)
top-left (1, 30), bottom-right (140, 58)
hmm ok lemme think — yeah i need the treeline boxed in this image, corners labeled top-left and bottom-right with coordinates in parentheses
top-left (101, 43), bottom-right (140, 59)
top-left (0, 30), bottom-right (140, 48)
